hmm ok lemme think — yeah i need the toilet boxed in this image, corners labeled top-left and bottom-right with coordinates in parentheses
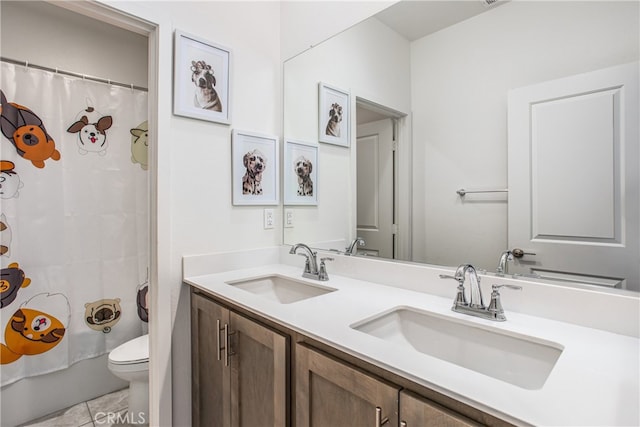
top-left (108, 334), bottom-right (149, 423)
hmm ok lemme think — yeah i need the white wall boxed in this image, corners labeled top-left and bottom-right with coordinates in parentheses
top-left (280, 1), bottom-right (397, 61)
top-left (283, 17), bottom-right (411, 249)
top-left (410, 0), bottom-right (640, 270)
top-left (0, 1), bottom-right (148, 88)
top-left (0, 3), bottom-right (143, 425)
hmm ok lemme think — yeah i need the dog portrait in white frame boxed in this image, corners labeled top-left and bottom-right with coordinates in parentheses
top-left (284, 140), bottom-right (318, 206)
top-left (318, 82), bottom-right (350, 147)
top-left (232, 130), bottom-right (279, 206)
top-left (174, 30), bottom-right (231, 124)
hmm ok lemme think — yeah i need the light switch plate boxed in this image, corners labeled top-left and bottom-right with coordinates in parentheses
top-left (284, 209), bottom-right (294, 228)
top-left (264, 209), bottom-right (275, 229)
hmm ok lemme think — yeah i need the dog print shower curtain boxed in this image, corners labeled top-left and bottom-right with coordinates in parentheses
top-left (0, 62), bottom-right (149, 386)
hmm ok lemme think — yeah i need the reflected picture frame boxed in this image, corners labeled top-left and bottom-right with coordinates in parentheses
top-left (284, 140), bottom-right (318, 206)
top-left (318, 82), bottom-right (350, 147)
top-left (174, 29), bottom-right (231, 124)
top-left (232, 130), bottom-right (279, 206)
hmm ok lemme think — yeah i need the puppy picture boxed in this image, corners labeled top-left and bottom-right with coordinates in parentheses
top-left (325, 103), bottom-right (343, 137)
top-left (284, 140), bottom-right (318, 205)
top-left (174, 30), bottom-right (230, 124)
top-left (232, 130), bottom-right (279, 205)
top-left (67, 106), bottom-right (113, 156)
top-left (318, 82), bottom-right (350, 147)
top-left (242, 149), bottom-right (266, 195)
top-left (295, 156), bottom-right (313, 196)
top-left (191, 60), bottom-right (222, 111)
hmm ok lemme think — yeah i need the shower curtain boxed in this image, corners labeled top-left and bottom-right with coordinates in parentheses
top-left (0, 62), bottom-right (149, 386)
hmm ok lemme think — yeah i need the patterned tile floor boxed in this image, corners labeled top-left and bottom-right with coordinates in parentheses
top-left (19, 388), bottom-right (141, 427)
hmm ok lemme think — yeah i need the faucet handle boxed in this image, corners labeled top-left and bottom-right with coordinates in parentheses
top-left (439, 274), bottom-right (461, 283)
top-left (488, 284), bottom-right (522, 321)
top-left (492, 284), bottom-right (522, 292)
top-left (297, 253), bottom-right (311, 273)
top-left (440, 274), bottom-right (468, 307)
top-left (318, 257), bottom-right (334, 281)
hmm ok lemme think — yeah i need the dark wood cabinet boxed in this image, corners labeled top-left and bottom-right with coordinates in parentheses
top-left (295, 344), bottom-right (399, 427)
top-left (400, 390), bottom-right (480, 427)
top-left (191, 292), bottom-right (287, 427)
top-left (191, 287), bottom-right (504, 427)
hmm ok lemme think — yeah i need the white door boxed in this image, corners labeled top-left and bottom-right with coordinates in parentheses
top-left (356, 119), bottom-right (395, 258)
top-left (508, 62), bottom-right (639, 290)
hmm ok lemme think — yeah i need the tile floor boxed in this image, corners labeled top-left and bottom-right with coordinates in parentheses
top-left (19, 388), bottom-right (139, 427)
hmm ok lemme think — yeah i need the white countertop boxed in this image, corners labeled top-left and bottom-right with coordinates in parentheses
top-left (184, 262), bottom-right (640, 427)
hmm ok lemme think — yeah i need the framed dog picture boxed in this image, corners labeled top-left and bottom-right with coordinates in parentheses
top-left (174, 30), bottom-right (231, 124)
top-left (318, 82), bottom-right (350, 147)
top-left (284, 140), bottom-right (318, 206)
top-left (232, 130), bottom-right (279, 205)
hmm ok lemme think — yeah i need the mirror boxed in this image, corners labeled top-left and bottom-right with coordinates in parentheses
top-left (283, 0), bottom-right (639, 292)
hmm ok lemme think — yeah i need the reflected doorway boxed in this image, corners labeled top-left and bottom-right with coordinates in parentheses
top-left (355, 99), bottom-right (406, 259)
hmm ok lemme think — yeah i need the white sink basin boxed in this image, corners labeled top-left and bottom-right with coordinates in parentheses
top-left (351, 306), bottom-right (563, 390)
top-left (225, 275), bottom-right (336, 304)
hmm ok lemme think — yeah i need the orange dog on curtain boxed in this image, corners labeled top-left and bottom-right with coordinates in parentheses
top-left (1, 293), bottom-right (69, 364)
top-left (0, 90), bottom-right (61, 169)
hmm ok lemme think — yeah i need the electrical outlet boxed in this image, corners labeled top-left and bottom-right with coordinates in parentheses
top-left (264, 209), bottom-right (275, 229)
top-left (284, 209), bottom-right (294, 228)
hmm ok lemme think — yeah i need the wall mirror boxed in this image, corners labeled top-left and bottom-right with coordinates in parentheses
top-left (283, 0), bottom-right (639, 292)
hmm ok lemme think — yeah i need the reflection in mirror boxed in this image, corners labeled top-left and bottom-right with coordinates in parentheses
top-left (283, 0), bottom-right (639, 292)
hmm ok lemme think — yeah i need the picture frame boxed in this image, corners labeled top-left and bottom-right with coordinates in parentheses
top-left (284, 140), bottom-right (318, 206)
top-left (174, 30), bottom-right (231, 124)
top-left (232, 130), bottom-right (279, 206)
top-left (318, 82), bottom-right (350, 146)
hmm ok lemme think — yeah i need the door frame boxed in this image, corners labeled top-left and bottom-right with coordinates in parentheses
top-left (47, 1), bottom-right (171, 424)
top-left (354, 97), bottom-right (411, 261)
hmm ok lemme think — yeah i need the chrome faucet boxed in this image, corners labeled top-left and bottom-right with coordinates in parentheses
top-left (289, 243), bottom-right (333, 281)
top-left (496, 250), bottom-right (513, 275)
top-left (345, 237), bottom-right (365, 255)
top-left (440, 263), bottom-right (522, 321)
top-left (496, 248), bottom-right (536, 275)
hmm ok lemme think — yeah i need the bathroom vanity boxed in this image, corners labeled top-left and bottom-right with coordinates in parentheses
top-left (184, 247), bottom-right (640, 427)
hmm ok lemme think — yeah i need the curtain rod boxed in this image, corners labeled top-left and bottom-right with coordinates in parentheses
top-left (1, 57), bottom-right (148, 92)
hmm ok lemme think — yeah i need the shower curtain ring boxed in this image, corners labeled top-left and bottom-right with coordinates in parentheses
top-left (24, 60), bottom-right (29, 70)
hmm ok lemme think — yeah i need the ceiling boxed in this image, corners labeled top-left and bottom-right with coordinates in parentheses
top-left (375, 0), bottom-right (505, 41)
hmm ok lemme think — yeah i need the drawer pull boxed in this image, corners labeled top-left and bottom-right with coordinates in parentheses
top-left (216, 319), bottom-right (223, 361)
top-left (375, 407), bottom-right (389, 426)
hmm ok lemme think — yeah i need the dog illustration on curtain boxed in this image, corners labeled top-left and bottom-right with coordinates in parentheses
top-left (1, 263), bottom-right (31, 308)
top-left (136, 282), bottom-right (149, 322)
top-left (84, 298), bottom-right (122, 333)
top-left (1, 293), bottom-right (69, 365)
top-left (0, 214), bottom-right (12, 256)
top-left (0, 90), bottom-right (61, 168)
top-left (130, 120), bottom-right (149, 170)
top-left (0, 160), bottom-right (24, 199)
top-left (67, 106), bottom-right (113, 156)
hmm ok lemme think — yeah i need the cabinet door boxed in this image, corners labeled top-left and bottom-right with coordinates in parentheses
top-left (229, 311), bottom-right (288, 427)
top-left (399, 390), bottom-right (480, 427)
top-left (191, 293), bottom-right (231, 427)
top-left (296, 344), bottom-right (399, 427)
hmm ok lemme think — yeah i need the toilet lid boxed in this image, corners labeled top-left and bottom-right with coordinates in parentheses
top-left (109, 334), bottom-right (149, 364)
